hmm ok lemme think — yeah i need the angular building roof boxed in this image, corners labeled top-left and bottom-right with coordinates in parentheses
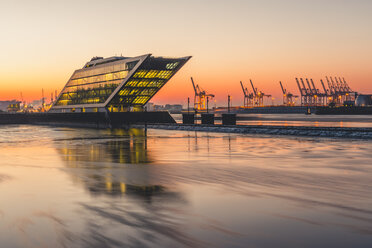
top-left (51, 54), bottom-right (191, 111)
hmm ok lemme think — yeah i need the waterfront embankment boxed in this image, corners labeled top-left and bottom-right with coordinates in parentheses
top-left (138, 123), bottom-right (372, 139)
top-left (1, 112), bottom-right (372, 139)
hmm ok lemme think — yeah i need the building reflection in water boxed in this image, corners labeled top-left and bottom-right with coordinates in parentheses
top-left (56, 128), bottom-right (177, 201)
top-left (54, 128), bottom-right (198, 247)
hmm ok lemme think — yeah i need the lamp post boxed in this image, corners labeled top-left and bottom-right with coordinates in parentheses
top-left (187, 97), bottom-right (190, 114)
top-left (207, 96), bottom-right (209, 113)
top-left (228, 95), bottom-right (230, 113)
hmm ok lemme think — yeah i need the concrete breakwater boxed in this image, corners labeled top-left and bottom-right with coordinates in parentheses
top-left (139, 123), bottom-right (372, 139)
top-left (0, 112), bottom-right (176, 128)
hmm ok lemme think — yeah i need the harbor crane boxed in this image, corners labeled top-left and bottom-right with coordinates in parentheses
top-left (296, 78), bottom-right (325, 106)
top-left (324, 76), bottom-right (354, 105)
top-left (250, 79), bottom-right (271, 107)
top-left (296, 76), bottom-right (354, 106)
top-left (191, 77), bottom-right (215, 111)
top-left (279, 81), bottom-right (297, 106)
top-left (240, 81), bottom-right (254, 107)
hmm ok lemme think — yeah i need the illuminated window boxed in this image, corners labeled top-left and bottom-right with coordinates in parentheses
top-left (166, 62), bottom-right (179, 70)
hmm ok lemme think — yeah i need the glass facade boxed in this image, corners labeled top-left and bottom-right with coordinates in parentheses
top-left (55, 59), bottom-right (138, 106)
top-left (51, 54), bottom-right (191, 112)
top-left (109, 57), bottom-right (184, 109)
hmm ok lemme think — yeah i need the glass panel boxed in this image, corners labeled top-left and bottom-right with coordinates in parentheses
top-left (55, 60), bottom-right (137, 106)
top-left (109, 57), bottom-right (186, 108)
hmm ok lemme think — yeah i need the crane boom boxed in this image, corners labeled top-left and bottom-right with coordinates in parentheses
top-left (338, 77), bottom-right (345, 92)
top-left (305, 79), bottom-right (313, 94)
top-left (342, 77), bottom-right (352, 92)
top-left (320, 79), bottom-right (328, 96)
top-left (330, 77), bottom-right (337, 93)
top-left (326, 76), bottom-right (333, 94)
top-left (190, 77), bottom-right (198, 94)
top-left (334, 77), bottom-right (342, 92)
top-left (300, 78), bottom-right (308, 94)
top-left (279, 81), bottom-right (286, 94)
top-left (250, 79), bottom-right (257, 96)
top-left (296, 78), bottom-right (303, 96)
top-left (310, 79), bottom-right (318, 94)
top-left (240, 81), bottom-right (247, 97)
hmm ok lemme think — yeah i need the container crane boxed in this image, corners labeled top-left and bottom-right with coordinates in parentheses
top-left (305, 79), bottom-right (316, 105)
top-left (279, 81), bottom-right (297, 106)
top-left (310, 79), bottom-right (328, 105)
top-left (191, 77), bottom-right (215, 111)
top-left (320, 79), bottom-right (332, 105)
top-left (250, 79), bottom-right (271, 107)
top-left (300, 78), bottom-right (310, 106)
top-left (296, 78), bottom-right (305, 106)
top-left (240, 81), bottom-right (253, 107)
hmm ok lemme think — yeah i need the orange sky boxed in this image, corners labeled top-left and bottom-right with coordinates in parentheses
top-left (0, 0), bottom-right (371, 106)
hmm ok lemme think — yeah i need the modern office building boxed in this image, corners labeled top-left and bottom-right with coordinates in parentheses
top-left (50, 54), bottom-right (191, 113)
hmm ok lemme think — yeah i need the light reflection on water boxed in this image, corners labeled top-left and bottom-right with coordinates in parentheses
top-left (0, 125), bottom-right (372, 247)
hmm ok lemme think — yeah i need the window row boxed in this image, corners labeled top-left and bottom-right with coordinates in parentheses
top-left (118, 87), bottom-right (158, 97)
top-left (67, 71), bottom-right (129, 87)
top-left (56, 97), bottom-right (103, 106)
top-left (133, 70), bottom-right (174, 79)
top-left (132, 96), bottom-right (150, 105)
top-left (71, 61), bottom-right (136, 80)
top-left (124, 79), bottom-right (165, 88)
top-left (166, 62), bottom-right (179, 70)
top-left (63, 81), bottom-right (121, 94)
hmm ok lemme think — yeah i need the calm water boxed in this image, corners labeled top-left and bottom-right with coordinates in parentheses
top-left (0, 125), bottom-right (372, 247)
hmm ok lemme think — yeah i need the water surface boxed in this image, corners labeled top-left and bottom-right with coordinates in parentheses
top-left (0, 125), bottom-right (372, 247)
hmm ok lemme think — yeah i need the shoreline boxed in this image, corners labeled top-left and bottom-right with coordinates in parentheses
top-left (136, 123), bottom-right (372, 140)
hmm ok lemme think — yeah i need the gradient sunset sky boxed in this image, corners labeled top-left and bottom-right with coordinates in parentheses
top-left (0, 0), bottom-right (371, 106)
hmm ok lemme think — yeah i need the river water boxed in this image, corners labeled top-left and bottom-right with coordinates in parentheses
top-left (0, 125), bottom-right (372, 247)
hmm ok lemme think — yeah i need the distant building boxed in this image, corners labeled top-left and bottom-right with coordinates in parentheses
top-left (7, 102), bottom-right (21, 112)
top-left (31, 99), bottom-right (43, 109)
top-left (145, 102), bottom-right (155, 111)
top-left (355, 94), bottom-right (372, 106)
top-left (147, 104), bottom-right (183, 113)
top-left (49, 54), bottom-right (191, 113)
top-left (154, 105), bottom-right (165, 111)
top-left (0, 100), bottom-right (21, 112)
top-left (165, 104), bottom-right (183, 113)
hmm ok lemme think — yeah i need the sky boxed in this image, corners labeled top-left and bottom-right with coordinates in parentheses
top-left (0, 0), bottom-right (371, 106)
